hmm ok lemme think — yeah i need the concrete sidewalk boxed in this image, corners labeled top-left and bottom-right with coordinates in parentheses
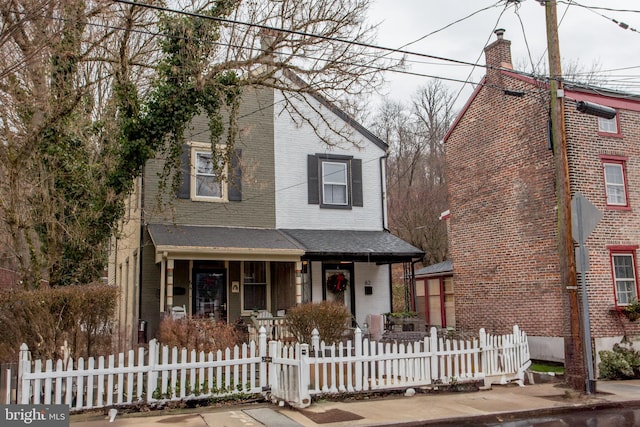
top-left (70, 379), bottom-right (640, 427)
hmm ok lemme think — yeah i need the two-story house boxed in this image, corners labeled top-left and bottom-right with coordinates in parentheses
top-left (444, 29), bottom-right (640, 366)
top-left (109, 75), bottom-right (423, 349)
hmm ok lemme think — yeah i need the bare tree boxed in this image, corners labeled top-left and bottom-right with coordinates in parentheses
top-left (0, 0), bottom-right (399, 286)
top-left (373, 81), bottom-right (455, 266)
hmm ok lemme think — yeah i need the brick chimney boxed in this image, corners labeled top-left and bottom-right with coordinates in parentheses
top-left (484, 29), bottom-right (513, 70)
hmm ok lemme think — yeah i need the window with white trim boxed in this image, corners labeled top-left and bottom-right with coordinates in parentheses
top-left (307, 154), bottom-right (363, 209)
top-left (191, 148), bottom-right (227, 202)
top-left (602, 158), bottom-right (628, 207)
top-left (612, 252), bottom-right (638, 305)
top-left (598, 115), bottom-right (618, 134)
top-left (322, 160), bottom-right (348, 206)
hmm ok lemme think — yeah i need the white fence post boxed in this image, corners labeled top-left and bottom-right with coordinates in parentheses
top-left (146, 339), bottom-right (158, 402)
top-left (18, 343), bottom-right (30, 404)
top-left (298, 344), bottom-right (311, 408)
top-left (354, 327), bottom-right (362, 391)
top-left (429, 327), bottom-right (438, 383)
top-left (268, 340), bottom-right (278, 397)
top-left (259, 327), bottom-right (268, 390)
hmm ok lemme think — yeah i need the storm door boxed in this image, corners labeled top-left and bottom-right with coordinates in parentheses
top-left (193, 269), bottom-right (227, 322)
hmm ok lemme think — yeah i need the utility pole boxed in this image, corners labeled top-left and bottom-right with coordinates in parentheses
top-left (544, 1), bottom-right (586, 392)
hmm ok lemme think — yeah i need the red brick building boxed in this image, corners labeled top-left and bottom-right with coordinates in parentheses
top-left (445, 30), bottom-right (640, 365)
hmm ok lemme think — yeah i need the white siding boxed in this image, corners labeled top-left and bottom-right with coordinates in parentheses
top-left (309, 261), bottom-right (391, 327)
top-left (273, 91), bottom-right (385, 230)
top-left (353, 263), bottom-right (390, 326)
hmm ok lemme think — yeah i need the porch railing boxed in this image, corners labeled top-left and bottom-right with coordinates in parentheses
top-left (248, 311), bottom-right (292, 342)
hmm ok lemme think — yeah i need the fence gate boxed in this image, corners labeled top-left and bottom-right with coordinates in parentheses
top-left (266, 341), bottom-right (311, 408)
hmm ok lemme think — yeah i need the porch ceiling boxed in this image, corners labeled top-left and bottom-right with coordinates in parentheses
top-left (148, 224), bottom-right (305, 262)
top-left (280, 229), bottom-right (424, 263)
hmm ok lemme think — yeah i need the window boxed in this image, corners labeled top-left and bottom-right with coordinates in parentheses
top-left (193, 150), bottom-right (225, 201)
top-left (243, 261), bottom-right (268, 312)
top-left (322, 161), bottom-right (348, 205)
top-left (598, 115), bottom-right (619, 134)
top-left (307, 154), bottom-right (363, 208)
top-left (610, 250), bottom-right (638, 306)
top-left (177, 143), bottom-right (242, 202)
top-left (600, 155), bottom-right (629, 208)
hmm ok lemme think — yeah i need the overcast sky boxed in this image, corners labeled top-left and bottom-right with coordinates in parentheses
top-left (367, 0), bottom-right (640, 111)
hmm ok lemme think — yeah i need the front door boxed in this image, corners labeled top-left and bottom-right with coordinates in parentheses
top-left (323, 263), bottom-right (356, 325)
top-left (193, 269), bottom-right (227, 322)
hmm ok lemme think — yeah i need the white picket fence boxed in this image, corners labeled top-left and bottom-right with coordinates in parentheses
top-left (12, 325), bottom-right (530, 410)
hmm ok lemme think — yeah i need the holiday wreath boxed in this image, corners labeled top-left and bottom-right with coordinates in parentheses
top-left (327, 272), bottom-right (349, 294)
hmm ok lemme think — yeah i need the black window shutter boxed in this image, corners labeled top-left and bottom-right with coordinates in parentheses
top-left (228, 148), bottom-right (242, 201)
top-left (351, 158), bottom-right (363, 207)
top-left (177, 144), bottom-right (191, 199)
top-left (307, 154), bottom-right (319, 204)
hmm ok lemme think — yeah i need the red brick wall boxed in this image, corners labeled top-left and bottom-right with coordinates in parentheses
top-left (447, 71), bottom-right (640, 340)
top-left (446, 73), bottom-right (564, 337)
top-left (565, 101), bottom-right (640, 338)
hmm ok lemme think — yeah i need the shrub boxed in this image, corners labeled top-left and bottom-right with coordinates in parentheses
top-left (598, 342), bottom-right (640, 380)
top-left (156, 317), bottom-right (242, 353)
top-left (285, 301), bottom-right (351, 345)
top-left (0, 284), bottom-right (118, 362)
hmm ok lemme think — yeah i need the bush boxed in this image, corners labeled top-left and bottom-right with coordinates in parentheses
top-left (598, 342), bottom-right (640, 380)
top-left (0, 284), bottom-right (118, 362)
top-left (286, 301), bottom-right (351, 345)
top-left (156, 317), bottom-right (242, 353)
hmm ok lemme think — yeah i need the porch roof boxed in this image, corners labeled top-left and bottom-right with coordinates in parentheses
top-left (415, 260), bottom-right (453, 278)
top-left (148, 224), bottom-right (305, 262)
top-left (280, 229), bottom-right (424, 263)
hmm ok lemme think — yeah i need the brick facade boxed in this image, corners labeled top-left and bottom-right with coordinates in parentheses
top-left (446, 32), bottom-right (640, 362)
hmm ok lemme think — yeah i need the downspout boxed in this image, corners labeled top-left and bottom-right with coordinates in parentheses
top-left (411, 259), bottom-right (419, 312)
top-left (138, 172), bottom-right (145, 322)
top-left (381, 152), bottom-right (393, 310)
top-left (379, 153), bottom-right (389, 232)
top-left (387, 262), bottom-right (393, 312)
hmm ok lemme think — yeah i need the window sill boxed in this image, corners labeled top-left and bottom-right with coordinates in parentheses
top-left (605, 205), bottom-right (631, 211)
top-left (597, 131), bottom-right (623, 138)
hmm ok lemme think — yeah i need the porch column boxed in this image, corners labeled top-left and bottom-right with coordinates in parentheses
top-left (166, 258), bottom-right (174, 309)
top-left (159, 254), bottom-right (166, 312)
top-left (295, 261), bottom-right (303, 305)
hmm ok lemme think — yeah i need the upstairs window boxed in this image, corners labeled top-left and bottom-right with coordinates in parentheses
top-left (194, 151), bottom-right (224, 200)
top-left (322, 161), bottom-right (348, 206)
top-left (598, 116), bottom-right (618, 134)
top-left (598, 110), bottom-right (622, 137)
top-left (600, 155), bottom-right (629, 208)
top-left (610, 249), bottom-right (639, 306)
top-left (307, 154), bottom-right (363, 209)
top-left (176, 143), bottom-right (242, 202)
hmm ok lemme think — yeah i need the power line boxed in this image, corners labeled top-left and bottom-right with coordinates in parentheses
top-left (451, 2), bottom-right (510, 109)
top-left (565, 0), bottom-right (640, 35)
top-left (393, 2), bottom-right (503, 51)
top-left (110, 0), bottom-right (495, 71)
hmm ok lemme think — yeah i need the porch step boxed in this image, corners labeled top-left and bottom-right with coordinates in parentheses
top-left (243, 408), bottom-right (304, 427)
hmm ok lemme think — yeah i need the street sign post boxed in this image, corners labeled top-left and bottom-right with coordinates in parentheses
top-left (570, 192), bottom-right (603, 395)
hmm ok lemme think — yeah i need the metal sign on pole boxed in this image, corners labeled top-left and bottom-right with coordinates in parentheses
top-left (571, 192), bottom-right (603, 395)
